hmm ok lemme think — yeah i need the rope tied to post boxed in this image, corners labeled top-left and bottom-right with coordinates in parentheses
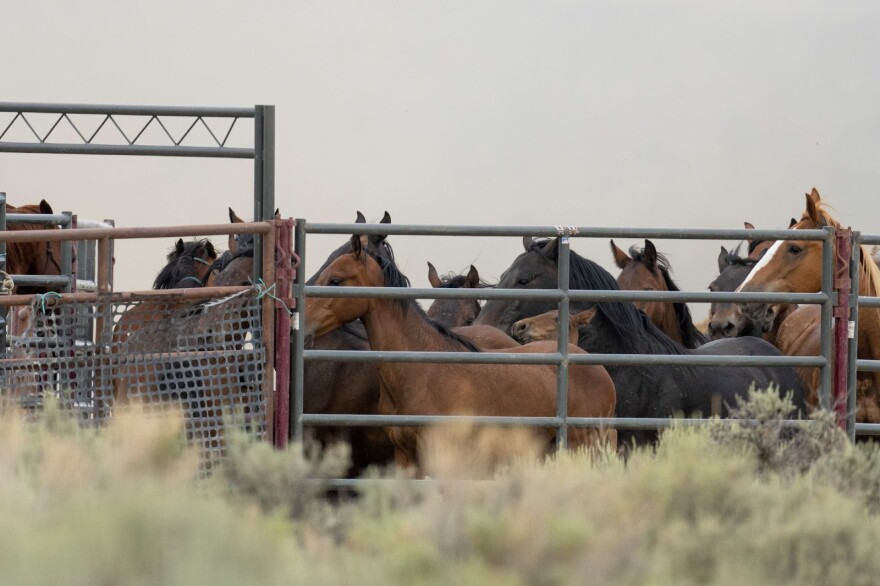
top-left (254, 278), bottom-right (293, 316)
top-left (0, 271), bottom-right (14, 295)
top-left (37, 292), bottom-right (62, 313)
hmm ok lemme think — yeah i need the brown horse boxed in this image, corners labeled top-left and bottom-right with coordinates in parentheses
top-left (511, 308), bottom-right (596, 345)
top-left (426, 263), bottom-right (483, 328)
top-left (610, 239), bottom-right (706, 348)
top-left (304, 233), bottom-right (616, 471)
top-left (707, 222), bottom-right (796, 344)
top-left (5, 200), bottom-right (64, 294)
top-left (738, 188), bottom-right (880, 420)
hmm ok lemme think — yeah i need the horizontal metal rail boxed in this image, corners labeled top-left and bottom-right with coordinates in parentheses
top-left (856, 360), bottom-right (880, 372)
top-left (304, 349), bottom-right (825, 368)
top-left (0, 285), bottom-right (251, 307)
top-left (302, 413), bottom-right (817, 430)
top-left (854, 423), bottom-right (880, 436)
top-left (0, 102), bottom-right (256, 117)
top-left (307, 223), bottom-right (829, 242)
top-left (0, 221), bottom-right (273, 243)
top-left (304, 284), bottom-right (829, 305)
top-left (0, 143), bottom-right (253, 158)
top-left (6, 213), bottom-right (71, 226)
top-left (856, 296), bottom-right (880, 308)
top-left (8, 274), bottom-right (70, 287)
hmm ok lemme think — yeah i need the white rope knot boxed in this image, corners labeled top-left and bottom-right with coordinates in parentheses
top-left (555, 225), bottom-right (580, 236)
top-left (0, 271), bottom-right (14, 296)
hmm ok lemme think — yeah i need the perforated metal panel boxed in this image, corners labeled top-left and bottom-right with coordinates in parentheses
top-left (0, 289), bottom-right (266, 472)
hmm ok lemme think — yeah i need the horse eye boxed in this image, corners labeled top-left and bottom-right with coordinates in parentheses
top-left (516, 276), bottom-right (531, 285)
top-left (787, 244), bottom-right (803, 255)
top-left (329, 278), bottom-right (343, 286)
top-left (464, 318), bottom-right (474, 326)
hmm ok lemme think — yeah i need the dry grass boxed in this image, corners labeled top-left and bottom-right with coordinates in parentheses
top-left (3, 390), bottom-right (880, 585)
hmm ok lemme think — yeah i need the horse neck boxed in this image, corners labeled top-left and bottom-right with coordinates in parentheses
top-left (360, 298), bottom-right (464, 353)
top-left (648, 303), bottom-right (684, 345)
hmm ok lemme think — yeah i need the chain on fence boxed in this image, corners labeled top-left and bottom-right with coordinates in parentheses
top-left (0, 289), bottom-right (266, 472)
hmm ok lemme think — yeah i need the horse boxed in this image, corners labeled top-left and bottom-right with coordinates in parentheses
top-left (707, 222), bottom-right (796, 343)
top-left (4, 200), bottom-right (64, 295)
top-left (298, 215), bottom-right (517, 475)
top-left (476, 236), bottom-right (807, 448)
top-left (112, 237), bottom-right (221, 406)
top-left (610, 239), bottom-right (706, 348)
top-left (737, 188), bottom-right (880, 421)
top-left (425, 263), bottom-right (484, 328)
top-left (304, 233), bottom-right (616, 470)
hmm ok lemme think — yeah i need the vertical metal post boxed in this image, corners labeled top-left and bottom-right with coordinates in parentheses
top-left (846, 232), bottom-right (861, 442)
top-left (832, 228), bottom-right (852, 430)
top-left (0, 192), bottom-right (7, 360)
top-left (290, 219), bottom-right (306, 443)
top-left (253, 105), bottom-right (276, 284)
top-left (260, 224), bottom-right (277, 444)
top-left (273, 219), bottom-right (294, 448)
top-left (819, 227), bottom-right (835, 411)
top-left (60, 211), bottom-right (73, 292)
top-left (556, 236), bottom-right (570, 449)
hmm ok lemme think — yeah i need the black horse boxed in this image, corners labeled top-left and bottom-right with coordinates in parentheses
top-left (477, 237), bottom-right (808, 448)
top-left (152, 238), bottom-right (218, 289)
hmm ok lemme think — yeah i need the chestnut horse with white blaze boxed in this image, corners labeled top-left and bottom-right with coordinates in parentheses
top-left (738, 188), bottom-right (880, 421)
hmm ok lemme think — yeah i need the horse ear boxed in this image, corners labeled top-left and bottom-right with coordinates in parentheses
top-left (355, 211), bottom-right (366, 224)
top-left (205, 240), bottom-right (216, 257)
top-left (743, 222), bottom-right (755, 231)
top-left (642, 240), bottom-right (658, 269)
top-left (427, 262), bottom-right (442, 288)
top-left (540, 237), bottom-right (559, 260)
top-left (176, 238), bottom-right (185, 254)
top-left (523, 236), bottom-right (533, 252)
top-left (229, 207), bottom-right (245, 224)
top-left (465, 265), bottom-right (480, 288)
top-left (39, 199), bottom-right (53, 214)
top-left (718, 246), bottom-right (730, 273)
top-left (572, 307), bottom-right (597, 327)
top-left (804, 189), bottom-right (825, 226)
top-left (350, 234), bottom-right (363, 259)
top-left (610, 240), bottom-right (631, 269)
top-left (369, 211), bottom-right (391, 246)
top-left (789, 217), bottom-right (797, 228)
top-left (274, 208), bottom-right (281, 220)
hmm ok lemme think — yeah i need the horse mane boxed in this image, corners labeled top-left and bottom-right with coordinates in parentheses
top-left (436, 272), bottom-right (493, 289)
top-left (153, 239), bottom-right (213, 289)
top-left (527, 238), bottom-right (688, 356)
top-left (627, 243), bottom-right (708, 348)
top-left (803, 200), bottom-right (880, 297)
top-left (366, 249), bottom-right (483, 353)
top-left (722, 243), bottom-right (758, 268)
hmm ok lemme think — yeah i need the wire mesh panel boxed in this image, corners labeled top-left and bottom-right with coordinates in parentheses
top-left (0, 289), bottom-right (266, 471)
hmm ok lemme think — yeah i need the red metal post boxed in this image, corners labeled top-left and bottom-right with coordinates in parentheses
top-left (833, 228), bottom-right (853, 430)
top-left (273, 218), bottom-right (295, 448)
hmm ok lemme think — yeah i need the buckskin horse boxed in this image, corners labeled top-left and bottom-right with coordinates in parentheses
top-left (304, 231), bottom-right (616, 471)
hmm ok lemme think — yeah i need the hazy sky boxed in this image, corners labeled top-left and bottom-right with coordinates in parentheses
top-left (2, 1), bottom-right (878, 318)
